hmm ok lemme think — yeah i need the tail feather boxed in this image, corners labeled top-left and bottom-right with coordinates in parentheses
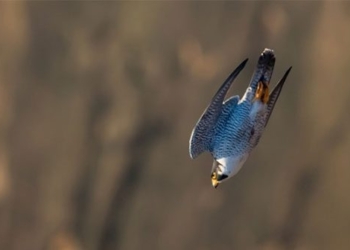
top-left (249, 48), bottom-right (276, 93)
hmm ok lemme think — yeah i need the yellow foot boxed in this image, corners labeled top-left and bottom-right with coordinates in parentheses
top-left (255, 81), bottom-right (269, 103)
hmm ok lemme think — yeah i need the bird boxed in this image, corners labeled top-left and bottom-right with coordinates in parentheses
top-left (189, 48), bottom-right (291, 188)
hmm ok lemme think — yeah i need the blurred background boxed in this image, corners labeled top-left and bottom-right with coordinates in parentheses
top-left (0, 2), bottom-right (350, 250)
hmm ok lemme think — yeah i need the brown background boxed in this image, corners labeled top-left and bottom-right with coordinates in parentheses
top-left (0, 2), bottom-right (350, 250)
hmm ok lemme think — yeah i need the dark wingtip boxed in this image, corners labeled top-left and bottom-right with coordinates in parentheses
top-left (230, 58), bottom-right (248, 76)
top-left (214, 57), bottom-right (248, 98)
top-left (274, 66), bottom-right (292, 89)
top-left (263, 66), bottom-right (292, 128)
top-left (240, 58), bottom-right (249, 68)
top-left (281, 66), bottom-right (292, 81)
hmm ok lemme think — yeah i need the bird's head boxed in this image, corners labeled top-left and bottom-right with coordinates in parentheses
top-left (210, 160), bottom-right (231, 188)
top-left (210, 156), bottom-right (248, 188)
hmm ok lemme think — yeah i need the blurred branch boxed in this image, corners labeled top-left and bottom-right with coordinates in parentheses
top-left (74, 87), bottom-right (112, 244)
top-left (98, 118), bottom-right (169, 250)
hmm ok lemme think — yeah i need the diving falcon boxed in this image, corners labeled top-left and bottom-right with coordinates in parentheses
top-left (189, 48), bottom-right (291, 188)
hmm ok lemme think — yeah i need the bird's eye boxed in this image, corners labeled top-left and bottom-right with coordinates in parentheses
top-left (217, 174), bottom-right (229, 181)
top-left (211, 172), bottom-right (217, 179)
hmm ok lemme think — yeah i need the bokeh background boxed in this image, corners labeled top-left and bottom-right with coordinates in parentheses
top-left (1, 2), bottom-right (350, 250)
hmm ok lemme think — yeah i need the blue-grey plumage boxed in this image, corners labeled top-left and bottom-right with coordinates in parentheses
top-left (189, 48), bottom-right (291, 188)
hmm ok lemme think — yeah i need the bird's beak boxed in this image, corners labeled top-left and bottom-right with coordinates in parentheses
top-left (211, 179), bottom-right (219, 188)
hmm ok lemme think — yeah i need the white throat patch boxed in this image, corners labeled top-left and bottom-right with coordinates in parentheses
top-left (216, 154), bottom-right (249, 178)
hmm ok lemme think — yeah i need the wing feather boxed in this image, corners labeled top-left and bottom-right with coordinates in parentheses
top-left (189, 59), bottom-right (248, 159)
top-left (264, 67), bottom-right (292, 127)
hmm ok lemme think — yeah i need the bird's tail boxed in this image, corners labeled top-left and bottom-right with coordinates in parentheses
top-left (249, 48), bottom-right (276, 104)
top-left (249, 48), bottom-right (276, 93)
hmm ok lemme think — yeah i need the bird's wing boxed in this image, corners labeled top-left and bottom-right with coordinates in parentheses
top-left (264, 67), bottom-right (292, 127)
top-left (222, 95), bottom-right (240, 114)
top-left (214, 95), bottom-right (240, 132)
top-left (189, 59), bottom-right (247, 159)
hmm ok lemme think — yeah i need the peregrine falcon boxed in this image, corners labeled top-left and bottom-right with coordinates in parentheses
top-left (189, 48), bottom-right (291, 188)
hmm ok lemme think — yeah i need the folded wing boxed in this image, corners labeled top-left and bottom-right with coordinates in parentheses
top-left (189, 59), bottom-right (248, 159)
top-left (264, 67), bottom-right (292, 127)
